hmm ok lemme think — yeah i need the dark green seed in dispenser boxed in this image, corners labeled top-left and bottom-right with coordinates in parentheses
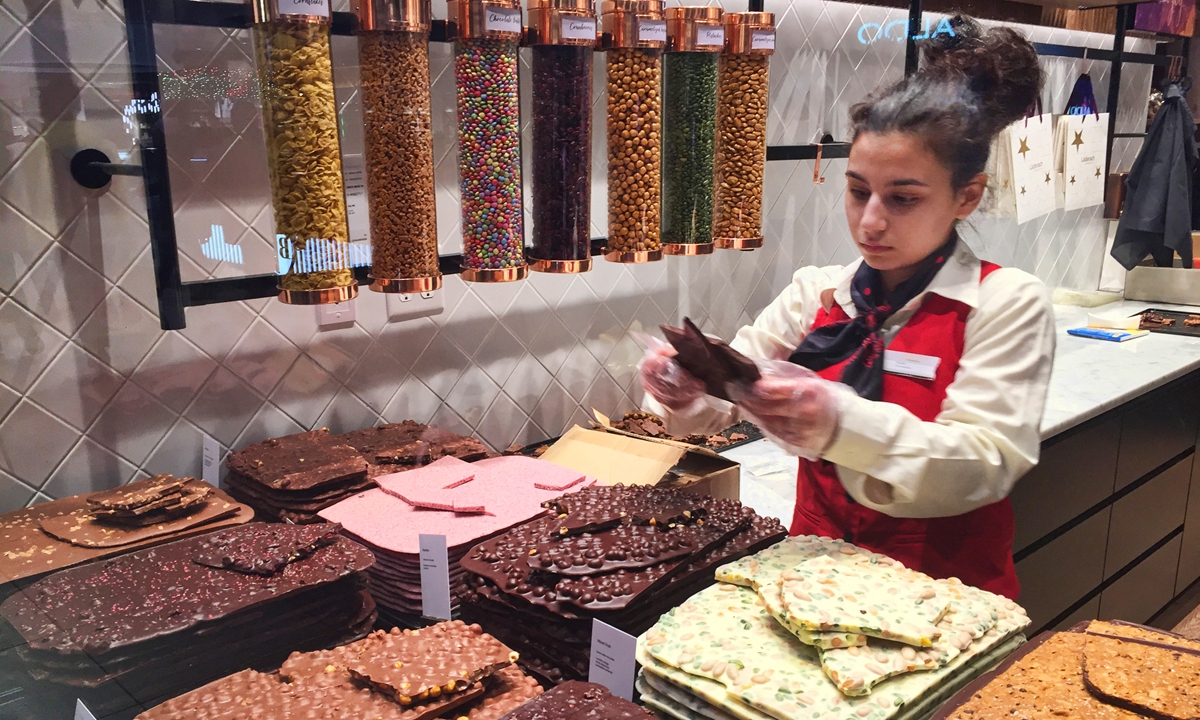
top-left (662, 51), bottom-right (718, 246)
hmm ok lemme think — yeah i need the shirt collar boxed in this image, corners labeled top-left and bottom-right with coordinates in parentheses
top-left (831, 240), bottom-right (982, 318)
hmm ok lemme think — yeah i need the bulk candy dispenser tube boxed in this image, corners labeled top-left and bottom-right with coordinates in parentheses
top-left (450, 0), bottom-right (528, 282)
top-left (250, 0), bottom-right (356, 304)
top-left (661, 5), bottom-right (721, 255)
top-left (714, 12), bottom-right (773, 250)
top-left (602, 0), bottom-right (665, 263)
top-left (358, 0), bottom-right (441, 292)
top-left (527, 0), bottom-right (597, 273)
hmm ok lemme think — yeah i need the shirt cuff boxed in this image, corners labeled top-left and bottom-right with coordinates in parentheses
top-left (820, 392), bottom-right (888, 474)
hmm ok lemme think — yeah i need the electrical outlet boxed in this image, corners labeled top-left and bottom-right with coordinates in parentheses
top-left (316, 300), bottom-right (356, 328)
top-left (387, 289), bottom-right (444, 322)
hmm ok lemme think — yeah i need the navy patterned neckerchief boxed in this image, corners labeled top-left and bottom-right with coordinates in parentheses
top-left (787, 234), bottom-right (958, 400)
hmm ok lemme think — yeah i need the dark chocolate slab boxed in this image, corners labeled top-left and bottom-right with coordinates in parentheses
top-left (226, 429), bottom-right (368, 491)
top-left (661, 318), bottom-right (760, 402)
top-left (192, 521), bottom-right (341, 575)
top-left (1, 522), bottom-right (374, 655)
top-left (495, 680), bottom-right (654, 719)
top-left (340, 421), bottom-right (489, 466)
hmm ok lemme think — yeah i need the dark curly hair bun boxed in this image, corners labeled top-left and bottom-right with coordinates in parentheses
top-left (849, 14), bottom-right (1043, 188)
top-left (921, 15), bottom-right (1043, 136)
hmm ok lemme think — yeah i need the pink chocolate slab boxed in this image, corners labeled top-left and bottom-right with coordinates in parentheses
top-left (375, 457), bottom-right (485, 513)
top-left (320, 458), bottom-right (594, 555)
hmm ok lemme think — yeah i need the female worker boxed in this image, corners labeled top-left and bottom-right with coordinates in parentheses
top-left (640, 17), bottom-right (1054, 599)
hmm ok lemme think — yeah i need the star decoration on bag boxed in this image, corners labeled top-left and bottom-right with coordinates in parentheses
top-left (1018, 137), bottom-right (1031, 158)
top-left (1070, 175), bottom-right (1077, 184)
top-left (1020, 186), bottom-right (1027, 195)
top-left (1072, 130), bottom-right (1084, 150)
top-left (1095, 167), bottom-right (1103, 178)
top-left (1044, 172), bottom-right (1051, 184)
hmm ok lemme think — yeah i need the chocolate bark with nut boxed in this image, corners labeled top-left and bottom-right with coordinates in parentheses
top-left (346, 621), bottom-right (517, 703)
top-left (496, 680), bottom-right (655, 720)
top-left (193, 522), bottom-right (341, 575)
top-left (1, 522), bottom-right (374, 655)
top-left (86, 474), bottom-right (187, 512)
top-left (1082, 633), bottom-right (1200, 720)
top-left (227, 429), bottom-right (368, 491)
top-left (340, 421), bottom-right (489, 467)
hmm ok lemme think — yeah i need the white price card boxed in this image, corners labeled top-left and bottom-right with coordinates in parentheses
top-left (76, 700), bottom-right (99, 720)
top-left (276, 0), bottom-right (330, 17)
top-left (561, 17), bottom-right (597, 41)
top-left (202, 433), bottom-right (220, 485)
top-left (696, 25), bottom-right (725, 47)
top-left (342, 154), bottom-right (370, 243)
top-left (588, 619), bottom-right (638, 701)
top-left (751, 29), bottom-right (775, 50)
top-left (637, 19), bottom-right (667, 43)
top-left (883, 349), bottom-right (940, 381)
top-left (419, 533), bottom-right (453, 620)
top-left (484, 6), bottom-right (522, 33)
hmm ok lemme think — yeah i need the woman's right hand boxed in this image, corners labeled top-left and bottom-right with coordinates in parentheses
top-left (638, 343), bottom-right (706, 411)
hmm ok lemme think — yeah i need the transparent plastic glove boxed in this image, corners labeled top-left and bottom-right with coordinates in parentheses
top-left (636, 335), bottom-right (707, 413)
top-left (730, 360), bottom-right (844, 461)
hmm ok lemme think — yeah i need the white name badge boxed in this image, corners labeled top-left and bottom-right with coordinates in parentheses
top-left (696, 25), bottom-right (725, 47)
top-left (883, 350), bottom-right (940, 380)
top-left (638, 19), bottom-right (667, 43)
top-left (277, 0), bottom-right (330, 17)
top-left (484, 6), bottom-right (522, 33)
top-left (561, 17), bottom-right (597, 41)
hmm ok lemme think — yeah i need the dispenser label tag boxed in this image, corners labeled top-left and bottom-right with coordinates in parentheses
top-left (419, 533), bottom-right (452, 620)
top-left (562, 17), bottom-right (597, 40)
top-left (485, 6), bottom-right (522, 33)
top-left (696, 25), bottom-right (725, 47)
top-left (638, 19), bottom-right (667, 43)
top-left (342, 154), bottom-right (369, 243)
top-left (277, 0), bottom-right (330, 18)
top-left (588, 620), bottom-right (637, 700)
top-left (751, 29), bottom-right (776, 50)
top-left (202, 433), bottom-right (220, 485)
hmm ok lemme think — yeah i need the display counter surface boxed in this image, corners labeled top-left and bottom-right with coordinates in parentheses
top-left (1042, 300), bottom-right (1200, 439)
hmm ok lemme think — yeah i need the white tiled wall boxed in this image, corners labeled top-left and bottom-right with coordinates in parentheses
top-left (0, 0), bottom-right (1155, 510)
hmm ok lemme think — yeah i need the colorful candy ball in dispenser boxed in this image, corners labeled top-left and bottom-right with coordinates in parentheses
top-left (451, 0), bottom-right (528, 282)
top-left (527, 0), bottom-right (598, 274)
top-left (713, 12), bottom-right (774, 251)
top-left (661, 5), bottom-right (722, 256)
top-left (602, 0), bottom-right (666, 264)
top-left (249, 0), bottom-right (357, 304)
top-left (358, 0), bottom-right (441, 293)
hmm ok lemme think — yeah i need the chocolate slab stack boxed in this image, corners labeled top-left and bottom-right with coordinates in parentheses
top-left (225, 424), bottom-right (491, 523)
top-left (0, 475), bottom-right (252, 595)
top-left (0, 522), bottom-right (376, 715)
top-left (224, 429), bottom-right (373, 524)
top-left (496, 680), bottom-right (654, 719)
top-left (341, 420), bottom-right (490, 477)
top-left (459, 484), bottom-right (787, 685)
top-left (136, 620), bottom-right (543, 720)
top-left (319, 455), bottom-right (596, 624)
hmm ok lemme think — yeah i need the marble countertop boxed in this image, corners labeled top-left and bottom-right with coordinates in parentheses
top-left (1041, 300), bottom-right (1200, 438)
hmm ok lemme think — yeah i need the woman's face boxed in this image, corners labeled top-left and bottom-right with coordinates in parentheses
top-left (845, 132), bottom-right (985, 286)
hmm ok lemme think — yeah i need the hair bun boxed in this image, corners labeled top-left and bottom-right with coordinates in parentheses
top-left (921, 15), bottom-right (1042, 132)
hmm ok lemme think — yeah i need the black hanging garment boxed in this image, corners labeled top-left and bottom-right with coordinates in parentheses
top-left (1111, 81), bottom-right (1196, 269)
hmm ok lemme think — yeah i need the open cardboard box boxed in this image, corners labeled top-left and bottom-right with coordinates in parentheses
top-left (537, 411), bottom-right (740, 500)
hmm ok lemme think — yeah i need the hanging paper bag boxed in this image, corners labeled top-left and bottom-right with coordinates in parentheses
top-left (1008, 113), bottom-right (1057, 224)
top-left (1057, 112), bottom-right (1109, 211)
top-left (983, 126), bottom-right (1016, 217)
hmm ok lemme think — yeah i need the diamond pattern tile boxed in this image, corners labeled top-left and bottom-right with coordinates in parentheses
top-left (0, 0), bottom-right (1160, 497)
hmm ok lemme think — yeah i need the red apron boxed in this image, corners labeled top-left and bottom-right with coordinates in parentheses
top-left (789, 262), bottom-right (1021, 599)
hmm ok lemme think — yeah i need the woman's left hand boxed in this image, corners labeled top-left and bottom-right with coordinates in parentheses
top-left (733, 362), bottom-right (843, 459)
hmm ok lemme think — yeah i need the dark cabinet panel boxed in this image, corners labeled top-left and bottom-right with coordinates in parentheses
top-left (1115, 379), bottom-right (1200, 491)
top-left (1016, 509), bottom-right (1110, 632)
top-left (1099, 535), bottom-right (1183, 624)
top-left (1178, 451), bottom-right (1200, 595)
top-left (1104, 455), bottom-right (1191, 578)
top-left (1012, 418), bottom-right (1120, 553)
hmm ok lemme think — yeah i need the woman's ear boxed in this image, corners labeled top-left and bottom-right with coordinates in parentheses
top-left (955, 173), bottom-right (988, 219)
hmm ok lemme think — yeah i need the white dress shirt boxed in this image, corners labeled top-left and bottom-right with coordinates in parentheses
top-left (644, 241), bottom-right (1056, 519)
